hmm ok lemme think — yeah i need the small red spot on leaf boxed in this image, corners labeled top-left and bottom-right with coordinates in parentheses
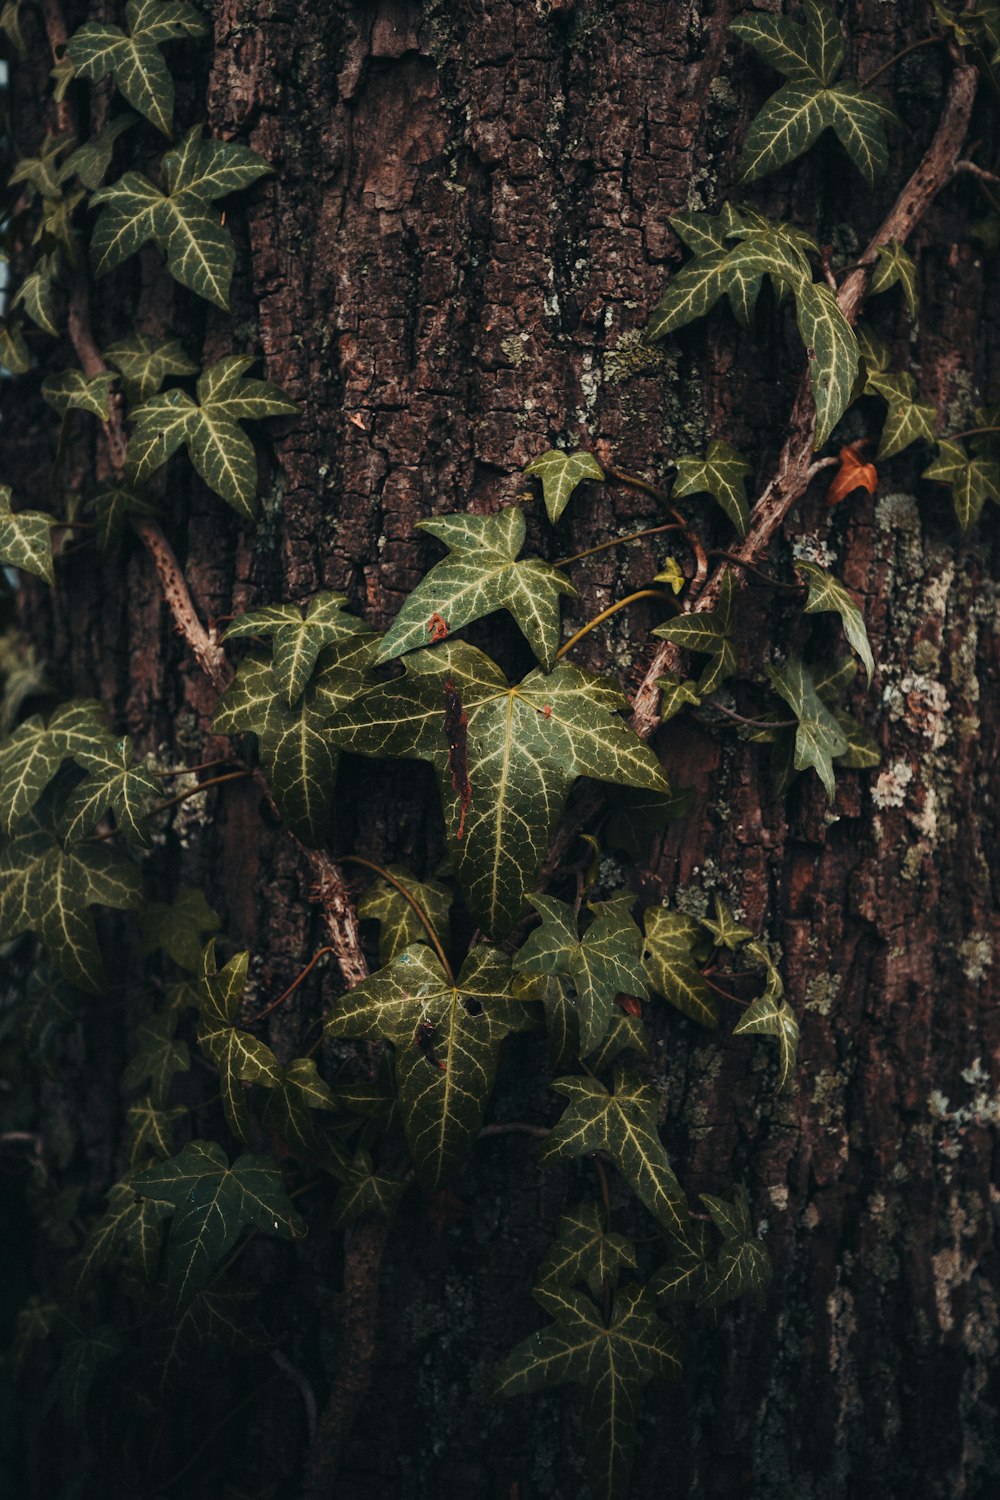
top-left (543, 704), bottom-right (552, 718)
top-left (428, 611), bottom-right (449, 642)
top-left (616, 993), bottom-right (643, 1017)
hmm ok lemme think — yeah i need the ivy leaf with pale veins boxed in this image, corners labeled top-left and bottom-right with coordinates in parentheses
top-left (126, 1096), bottom-right (187, 1165)
top-left (224, 591), bottom-right (369, 705)
top-left (376, 508), bottom-right (574, 672)
top-left (261, 1057), bottom-right (338, 1157)
top-left (132, 1139), bottom-right (305, 1307)
top-left (514, 893), bottom-right (648, 1055)
top-left (642, 906), bottom-right (717, 1028)
top-left (122, 984), bottom-right (196, 1103)
top-left (673, 439), bottom-right (753, 536)
top-left (140, 886), bottom-right (221, 972)
top-left (732, 982), bottom-right (800, 1092)
top-left (40, 369), bottom-right (116, 420)
top-left (493, 1282), bottom-right (680, 1500)
top-left (126, 356), bottom-right (297, 517)
top-left (74, 1179), bottom-right (173, 1290)
top-left (0, 831), bottom-right (143, 991)
top-left (66, 0), bottom-right (207, 137)
top-left (325, 944), bottom-right (525, 1188)
top-left (196, 945), bottom-right (281, 1143)
top-left (328, 641), bottom-right (670, 936)
top-left (356, 864), bottom-right (453, 964)
top-left (868, 240), bottom-right (918, 320)
top-left (331, 1150), bottom-right (407, 1230)
top-left (0, 698), bottom-right (116, 835)
top-left (524, 449), bottom-right (605, 525)
top-left (698, 1186), bottom-right (772, 1311)
top-left (57, 737), bottom-right (162, 845)
top-left (732, 1), bottom-right (895, 185)
top-left (648, 1223), bottom-right (711, 1307)
top-left (866, 371), bottom-right (937, 460)
top-left (653, 569), bottom-right (736, 695)
top-left (104, 332), bottom-right (197, 403)
top-left (212, 633), bottom-right (378, 845)
top-left (767, 657), bottom-right (849, 800)
top-left (795, 282), bottom-right (860, 447)
top-left (0, 485), bottom-right (57, 585)
top-left (923, 440), bottom-right (1000, 531)
top-left (541, 1066), bottom-right (690, 1239)
top-left (58, 113), bottom-right (138, 191)
top-left (535, 1200), bottom-right (638, 1299)
top-left (796, 562), bottom-right (874, 684)
top-left (46, 1326), bottom-right (121, 1429)
top-left (84, 483), bottom-right (159, 552)
top-left (0, 319), bottom-right (31, 375)
top-left (150, 1285), bottom-right (267, 1393)
top-left (699, 893), bottom-right (753, 952)
top-left (10, 255), bottom-right (59, 337)
top-left (90, 132), bottom-right (273, 307)
top-left (832, 708), bottom-right (880, 769)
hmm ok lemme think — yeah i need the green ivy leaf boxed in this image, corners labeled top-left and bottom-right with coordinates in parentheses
top-left (602, 784), bottom-right (695, 859)
top-left (524, 449), bottom-right (605, 524)
top-left (66, 0), bottom-right (208, 137)
top-left (58, 113), bottom-right (139, 191)
top-left (224, 591), bottom-right (370, 706)
top-left (328, 641), bottom-right (670, 935)
top-left (732, 2), bottom-right (894, 184)
top-left (514, 893), bottom-right (648, 1055)
top-left (535, 1200), bottom-right (638, 1299)
top-left (541, 1067), bottom-right (690, 1238)
top-left (0, 830), bottom-right (143, 991)
top-left (0, 320), bottom-right (31, 375)
top-left (377, 508), bottom-right (574, 672)
top-left (126, 1095), bottom-right (187, 1165)
top-left (869, 371), bottom-right (937, 460)
top-left (699, 894), bottom-right (753, 951)
top-left (652, 570), bottom-right (735, 693)
top-left (923, 440), bottom-right (1000, 531)
top-left (140, 887), bottom-right (221, 972)
top-left (57, 736), bottom-right (162, 845)
top-left (331, 1151), bottom-right (407, 1230)
top-left (84, 483), bottom-right (159, 552)
top-left (648, 1224), bottom-right (710, 1306)
top-left (122, 986), bottom-right (195, 1103)
top-left (10, 255), bottom-right (59, 337)
top-left (356, 864), bottom-right (453, 964)
top-left (74, 1179), bottom-right (173, 1290)
top-left (325, 944), bottom-right (525, 1188)
top-left (0, 0), bottom-right (26, 56)
top-left (698, 1187), bottom-right (772, 1310)
top-left (0, 486), bottom-right (57, 585)
top-left (151, 1285), bottom-right (267, 1393)
top-left (585, 1013), bottom-right (650, 1075)
top-left (796, 561), bottom-right (874, 684)
top-left (104, 332), bottom-right (197, 403)
top-left (868, 240), bottom-right (918, 320)
top-left (493, 1282), bottom-right (680, 1500)
top-left (196, 945), bottom-right (281, 1143)
top-left (46, 1325), bottom-right (121, 1429)
top-left (0, 698), bottom-right (117, 835)
top-left (794, 282), bottom-right (860, 447)
top-left (212, 634), bottom-right (378, 845)
top-left (126, 356), bottom-right (297, 516)
top-left (132, 1139), bottom-right (305, 1307)
top-left (642, 906), bottom-right (717, 1028)
top-left (645, 248), bottom-right (731, 340)
top-left (832, 709), bottom-right (880, 769)
top-left (672, 439), bottom-right (753, 535)
top-left (767, 657), bottom-right (848, 800)
top-left (90, 131), bottom-right (272, 307)
top-left (732, 983), bottom-right (800, 1091)
top-left (261, 1057), bottom-right (338, 1157)
top-left (40, 368), bottom-right (117, 420)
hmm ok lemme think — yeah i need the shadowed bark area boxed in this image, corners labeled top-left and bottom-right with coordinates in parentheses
top-left (2, 2), bottom-right (998, 1498)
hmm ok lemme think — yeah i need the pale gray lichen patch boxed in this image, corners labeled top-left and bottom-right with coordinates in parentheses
top-left (500, 333), bottom-right (529, 366)
top-left (958, 934), bottom-right (993, 983)
top-left (871, 758), bottom-right (913, 808)
top-left (804, 971), bottom-right (842, 1016)
top-left (875, 491), bottom-right (920, 532)
top-left (602, 328), bottom-right (667, 385)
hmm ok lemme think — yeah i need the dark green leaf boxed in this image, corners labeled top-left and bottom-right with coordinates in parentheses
top-left (796, 561), bottom-right (874, 683)
top-left (493, 1282), bottom-right (680, 1500)
top-left (377, 507), bottom-right (574, 671)
top-left (642, 906), bottom-right (718, 1028)
top-left (84, 483), bottom-right (159, 551)
top-left (923, 440), bottom-right (1000, 531)
top-left (132, 1139), bottom-right (305, 1306)
top-left (140, 886), bottom-right (221, 971)
top-left (104, 332), bottom-right (197, 402)
top-left (535, 1201), bottom-right (637, 1298)
top-left (0, 320), bottom-right (31, 374)
top-left (356, 864), bottom-right (453, 964)
top-left (196, 945), bottom-right (282, 1142)
top-left (224, 591), bottom-right (370, 705)
top-left (648, 1224), bottom-right (710, 1306)
top-left (331, 1150), bottom-right (407, 1229)
top-left (59, 113), bottom-right (139, 190)
top-left (66, 1), bottom-right (207, 137)
top-left (795, 282), bottom-right (860, 446)
top-left (0, 485), bottom-right (57, 584)
top-left (767, 657), bottom-right (848, 799)
top-left (10, 255), bottom-right (59, 338)
top-left (325, 944), bottom-right (525, 1188)
top-left (699, 893), bottom-right (753, 951)
top-left (524, 449), bottom-right (605, 524)
top-left (41, 368), bottom-right (116, 420)
top-left (46, 1326), bottom-right (121, 1429)
top-left (541, 1066), bottom-right (690, 1238)
top-left (672, 439), bottom-right (753, 535)
top-left (122, 987), bottom-right (195, 1104)
top-left (698, 1187), bottom-right (772, 1311)
top-left (868, 240), bottom-right (918, 320)
top-left (514, 893), bottom-right (648, 1055)
top-left (732, 986), bottom-right (800, 1091)
top-left (328, 642), bottom-right (670, 935)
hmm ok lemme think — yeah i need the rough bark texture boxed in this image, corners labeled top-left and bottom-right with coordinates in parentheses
top-left (3, 3), bottom-right (999, 1498)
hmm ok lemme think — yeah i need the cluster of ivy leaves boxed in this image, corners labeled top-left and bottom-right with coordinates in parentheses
top-left (1, 2), bottom-right (997, 1497)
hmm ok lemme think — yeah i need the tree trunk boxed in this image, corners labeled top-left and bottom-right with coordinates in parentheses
top-left (3, 3), bottom-right (998, 1498)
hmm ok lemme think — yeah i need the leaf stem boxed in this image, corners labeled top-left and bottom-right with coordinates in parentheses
top-left (707, 551), bottom-right (805, 593)
top-left (555, 588), bottom-right (677, 662)
top-left (338, 854), bottom-right (455, 985)
top-left (602, 463), bottom-right (709, 587)
top-left (701, 973), bottom-right (751, 1007)
top-left (698, 702), bottom-right (798, 731)
top-left (948, 425), bottom-right (1000, 441)
top-left (150, 769), bottom-right (253, 816)
top-left (858, 34), bottom-right (944, 89)
top-left (245, 948), bottom-right (339, 1026)
top-left (554, 521), bottom-right (685, 567)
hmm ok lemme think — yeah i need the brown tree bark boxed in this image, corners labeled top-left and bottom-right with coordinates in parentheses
top-left (3, 3), bottom-right (999, 1498)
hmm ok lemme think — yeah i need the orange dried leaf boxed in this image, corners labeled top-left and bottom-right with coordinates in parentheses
top-left (825, 444), bottom-right (878, 507)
